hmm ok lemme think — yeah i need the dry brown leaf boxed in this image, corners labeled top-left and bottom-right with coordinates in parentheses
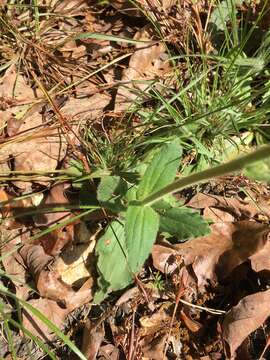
top-left (140, 305), bottom-right (171, 333)
top-left (0, 70), bottom-right (67, 191)
top-left (61, 94), bottom-right (110, 122)
top-left (0, 65), bottom-right (36, 102)
top-left (203, 207), bottom-right (235, 223)
top-left (22, 298), bottom-right (69, 341)
top-left (115, 30), bottom-right (170, 112)
top-left (153, 222), bottom-right (270, 290)
top-left (1, 232), bottom-right (29, 299)
top-left (140, 333), bottom-right (167, 360)
top-left (34, 183), bottom-right (70, 227)
top-left (0, 129), bottom-right (67, 191)
top-left (250, 239), bottom-right (270, 273)
top-left (81, 320), bottom-right (104, 360)
top-left (179, 309), bottom-right (202, 333)
top-left (38, 224), bottom-right (74, 256)
top-left (20, 243), bottom-right (92, 307)
top-left (98, 344), bottom-right (120, 360)
top-left (19, 244), bottom-right (54, 279)
top-left (0, 188), bottom-right (10, 218)
top-left (37, 270), bottom-right (76, 305)
top-left (222, 289), bottom-right (270, 358)
top-left (0, 65), bottom-right (40, 134)
top-left (187, 193), bottom-right (270, 219)
top-left (152, 243), bottom-right (180, 274)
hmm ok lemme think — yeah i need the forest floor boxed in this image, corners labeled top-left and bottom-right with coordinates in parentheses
top-left (1, 1), bottom-right (270, 359)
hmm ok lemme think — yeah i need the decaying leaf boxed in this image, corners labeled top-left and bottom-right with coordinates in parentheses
top-left (140, 333), bottom-right (167, 360)
top-left (222, 289), bottom-right (270, 358)
top-left (34, 183), bottom-right (71, 227)
top-left (19, 244), bottom-right (54, 280)
top-left (81, 320), bottom-right (104, 360)
top-left (0, 232), bottom-right (29, 299)
top-left (115, 29), bottom-right (170, 111)
top-left (20, 244), bottom-right (92, 307)
top-left (60, 94), bottom-right (111, 128)
top-left (152, 221), bottom-right (270, 290)
top-left (187, 192), bottom-right (270, 219)
top-left (22, 298), bottom-right (69, 341)
top-left (203, 206), bottom-right (235, 223)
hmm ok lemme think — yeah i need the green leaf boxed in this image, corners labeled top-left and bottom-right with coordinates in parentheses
top-left (137, 139), bottom-right (181, 200)
top-left (244, 158), bottom-right (270, 183)
top-left (159, 207), bottom-right (210, 241)
top-left (97, 175), bottom-right (126, 212)
top-left (95, 221), bottom-right (132, 303)
top-left (125, 205), bottom-right (159, 273)
top-left (210, 0), bottom-right (245, 31)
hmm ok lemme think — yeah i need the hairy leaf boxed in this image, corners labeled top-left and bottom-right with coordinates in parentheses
top-left (159, 207), bottom-right (210, 241)
top-left (95, 221), bottom-right (132, 303)
top-left (125, 206), bottom-right (159, 273)
top-left (97, 175), bottom-right (126, 211)
top-left (244, 158), bottom-right (270, 183)
top-left (137, 139), bottom-right (181, 200)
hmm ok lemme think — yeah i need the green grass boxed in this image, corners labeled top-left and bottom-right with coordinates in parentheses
top-left (0, 0), bottom-right (270, 358)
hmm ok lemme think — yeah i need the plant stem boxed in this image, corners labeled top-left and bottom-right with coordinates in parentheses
top-left (139, 144), bottom-right (270, 206)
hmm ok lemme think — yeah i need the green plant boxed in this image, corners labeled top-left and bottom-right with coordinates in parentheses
top-left (94, 137), bottom-right (270, 302)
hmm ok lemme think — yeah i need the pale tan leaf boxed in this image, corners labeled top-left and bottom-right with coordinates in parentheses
top-left (55, 240), bottom-right (95, 287)
top-left (61, 94), bottom-right (110, 122)
top-left (0, 65), bottom-right (36, 102)
top-left (222, 289), bottom-right (270, 358)
top-left (115, 30), bottom-right (170, 111)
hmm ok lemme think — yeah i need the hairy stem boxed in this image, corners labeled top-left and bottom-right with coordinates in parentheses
top-left (139, 144), bottom-right (270, 206)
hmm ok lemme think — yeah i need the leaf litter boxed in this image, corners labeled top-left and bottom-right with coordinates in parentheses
top-left (0, 1), bottom-right (270, 359)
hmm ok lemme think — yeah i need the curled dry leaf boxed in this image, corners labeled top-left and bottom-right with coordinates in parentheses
top-left (38, 224), bottom-right (74, 256)
top-left (34, 182), bottom-right (70, 227)
top-left (20, 243), bottom-right (92, 308)
top-left (19, 244), bottom-right (54, 280)
top-left (179, 309), bottom-right (202, 333)
top-left (152, 222), bottom-right (270, 290)
top-left (222, 289), bottom-right (270, 358)
top-left (115, 29), bottom-right (170, 112)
